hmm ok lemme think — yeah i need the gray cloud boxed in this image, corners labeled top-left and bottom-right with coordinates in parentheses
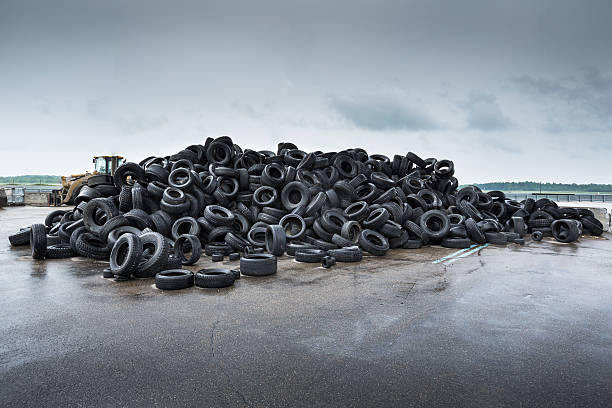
top-left (459, 91), bottom-right (512, 131)
top-left (329, 93), bottom-right (437, 131)
top-left (511, 67), bottom-right (612, 131)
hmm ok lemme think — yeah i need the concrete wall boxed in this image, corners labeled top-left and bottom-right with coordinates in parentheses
top-left (24, 192), bottom-right (49, 206)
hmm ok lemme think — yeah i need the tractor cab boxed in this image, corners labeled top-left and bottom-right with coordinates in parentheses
top-left (93, 156), bottom-right (125, 176)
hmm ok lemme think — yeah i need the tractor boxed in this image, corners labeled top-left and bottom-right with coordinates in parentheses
top-left (58, 155), bottom-right (125, 205)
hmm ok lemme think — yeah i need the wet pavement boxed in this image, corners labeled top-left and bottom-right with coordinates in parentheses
top-left (1, 206), bottom-right (611, 407)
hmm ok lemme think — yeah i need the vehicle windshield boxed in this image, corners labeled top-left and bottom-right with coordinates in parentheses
top-left (95, 157), bottom-right (107, 174)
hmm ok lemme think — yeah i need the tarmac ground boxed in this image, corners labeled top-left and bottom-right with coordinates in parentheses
top-left (1, 206), bottom-right (611, 407)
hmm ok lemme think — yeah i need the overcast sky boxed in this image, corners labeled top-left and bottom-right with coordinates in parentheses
top-left (1, 0), bottom-right (611, 183)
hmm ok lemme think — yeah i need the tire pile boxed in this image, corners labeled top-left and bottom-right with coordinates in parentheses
top-left (8, 136), bottom-right (606, 289)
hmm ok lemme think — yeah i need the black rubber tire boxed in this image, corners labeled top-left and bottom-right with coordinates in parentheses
top-left (265, 225), bottom-right (286, 256)
top-left (114, 162), bottom-right (146, 188)
top-left (195, 268), bottom-right (235, 288)
top-left (331, 233), bottom-right (355, 247)
top-left (327, 246), bottom-right (363, 262)
top-left (279, 214), bottom-right (306, 240)
top-left (340, 220), bottom-right (362, 243)
top-left (155, 270), bottom-right (194, 290)
top-left (174, 234), bottom-right (202, 266)
top-left (9, 228), bottom-right (31, 246)
top-left (343, 201), bottom-right (369, 222)
top-left (321, 256), bottom-right (336, 268)
top-left (46, 244), bottom-right (75, 259)
top-left (465, 218), bottom-right (486, 244)
top-left (45, 210), bottom-right (66, 227)
top-left (362, 208), bottom-right (390, 230)
top-left (304, 192), bottom-right (326, 217)
top-left (83, 198), bottom-right (119, 235)
top-left (106, 226), bottom-right (142, 248)
top-left (99, 215), bottom-right (130, 242)
top-left (403, 239), bottom-right (423, 249)
top-left (171, 216), bottom-right (200, 241)
top-left (240, 254), bottom-right (277, 276)
top-left (110, 233), bottom-right (143, 277)
top-left (102, 267), bottom-right (115, 278)
top-left (204, 205), bottom-right (235, 227)
top-left (441, 237), bottom-right (471, 248)
top-left (532, 231), bottom-right (544, 241)
top-left (581, 215), bottom-right (604, 236)
top-left (551, 219), bottom-right (580, 243)
top-left (485, 232), bottom-right (507, 245)
top-left (75, 233), bottom-right (111, 260)
top-left (286, 242), bottom-right (316, 256)
top-left (358, 229), bottom-right (389, 256)
top-left (295, 248), bottom-right (327, 263)
top-left (229, 252), bottom-right (240, 261)
top-left (419, 210), bottom-right (451, 240)
top-left (135, 232), bottom-right (170, 278)
top-left (30, 223), bottom-right (47, 259)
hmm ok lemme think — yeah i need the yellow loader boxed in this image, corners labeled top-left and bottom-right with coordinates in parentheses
top-left (59, 155), bottom-right (125, 205)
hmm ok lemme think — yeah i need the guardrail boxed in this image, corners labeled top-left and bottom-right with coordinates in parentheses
top-left (504, 193), bottom-right (612, 202)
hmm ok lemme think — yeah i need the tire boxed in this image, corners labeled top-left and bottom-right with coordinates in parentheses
top-left (75, 233), bottom-right (111, 260)
top-left (171, 216), bottom-right (200, 241)
top-left (9, 228), bottom-right (31, 246)
top-left (295, 248), bottom-right (326, 263)
top-left (204, 205), bottom-right (235, 227)
top-left (46, 244), bottom-right (74, 259)
top-left (358, 229), bottom-right (389, 256)
top-left (135, 232), bottom-right (170, 278)
top-left (465, 218), bottom-right (486, 244)
top-left (30, 223), bottom-right (47, 259)
top-left (340, 220), bottom-right (362, 243)
top-left (343, 201), bottom-right (369, 222)
top-left (532, 231), bottom-right (543, 241)
top-left (106, 226), bottom-right (142, 248)
top-left (195, 268), bottom-right (235, 288)
top-left (119, 185), bottom-right (133, 212)
top-left (265, 225), bottom-right (286, 256)
top-left (279, 214), bottom-right (306, 240)
top-left (328, 246), bottom-right (363, 262)
top-left (280, 181), bottom-right (311, 211)
top-left (102, 267), bottom-right (115, 278)
top-left (331, 233), bottom-right (354, 247)
top-left (362, 208), bottom-right (390, 229)
top-left (99, 215), bottom-right (130, 242)
top-left (581, 215), bottom-right (604, 236)
top-left (286, 242), bottom-right (316, 256)
top-left (321, 256), bottom-right (336, 268)
top-left (155, 270), bottom-right (194, 290)
top-left (441, 237), bottom-right (471, 248)
top-left (551, 219), bottom-right (580, 243)
top-left (83, 198), bottom-right (119, 235)
top-left (174, 234), bottom-right (202, 266)
top-left (485, 232), bottom-right (507, 245)
top-left (45, 210), bottom-right (66, 227)
top-left (110, 233), bottom-right (143, 277)
top-left (124, 209), bottom-right (154, 230)
top-left (240, 254), bottom-right (277, 276)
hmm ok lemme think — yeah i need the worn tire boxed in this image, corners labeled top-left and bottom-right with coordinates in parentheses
top-left (195, 268), bottom-right (235, 288)
top-left (155, 270), bottom-right (194, 290)
top-left (240, 254), bottom-right (277, 276)
top-left (110, 233), bottom-right (144, 277)
top-left (30, 224), bottom-right (47, 259)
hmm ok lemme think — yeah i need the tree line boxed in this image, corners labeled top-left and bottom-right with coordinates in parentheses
top-left (0, 175), bottom-right (61, 185)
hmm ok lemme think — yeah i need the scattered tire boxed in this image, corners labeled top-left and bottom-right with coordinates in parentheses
top-left (240, 254), bottom-right (277, 276)
top-left (110, 233), bottom-right (143, 277)
top-left (155, 270), bottom-right (194, 290)
top-left (195, 268), bottom-right (235, 288)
